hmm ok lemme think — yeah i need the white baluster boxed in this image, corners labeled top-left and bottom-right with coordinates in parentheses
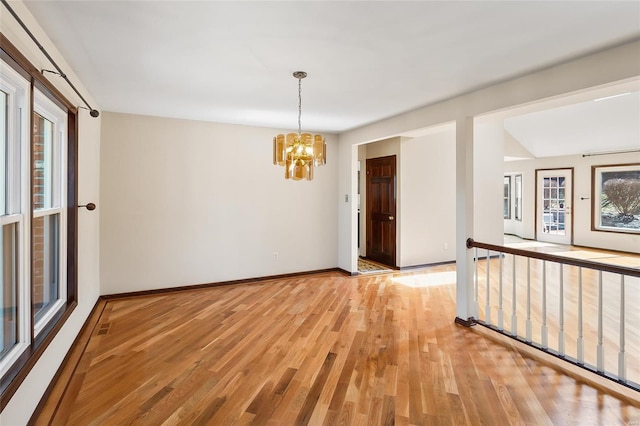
top-left (558, 264), bottom-right (565, 356)
top-left (618, 275), bottom-right (626, 382)
top-left (541, 261), bottom-right (548, 349)
top-left (526, 258), bottom-right (532, 343)
top-left (577, 267), bottom-right (584, 364)
top-left (485, 249), bottom-right (491, 324)
top-left (474, 248), bottom-right (479, 310)
top-left (597, 271), bottom-right (604, 372)
top-left (498, 252), bottom-right (503, 331)
top-left (511, 254), bottom-right (517, 336)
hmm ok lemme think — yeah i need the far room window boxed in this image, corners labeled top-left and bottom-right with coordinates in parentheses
top-left (503, 176), bottom-right (511, 219)
top-left (592, 163), bottom-right (640, 234)
top-left (514, 174), bottom-right (522, 221)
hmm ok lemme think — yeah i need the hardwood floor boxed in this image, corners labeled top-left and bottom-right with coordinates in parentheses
top-left (34, 266), bottom-right (640, 425)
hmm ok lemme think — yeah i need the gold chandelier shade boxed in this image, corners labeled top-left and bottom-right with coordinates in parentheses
top-left (273, 132), bottom-right (326, 181)
top-left (273, 71), bottom-right (326, 181)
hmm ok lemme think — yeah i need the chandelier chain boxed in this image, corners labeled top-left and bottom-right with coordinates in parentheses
top-left (297, 76), bottom-right (302, 135)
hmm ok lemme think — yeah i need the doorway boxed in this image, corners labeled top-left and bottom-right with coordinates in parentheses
top-left (366, 155), bottom-right (396, 267)
top-left (536, 168), bottom-right (573, 245)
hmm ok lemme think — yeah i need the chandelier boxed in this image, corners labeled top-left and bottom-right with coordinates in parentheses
top-left (273, 71), bottom-right (326, 180)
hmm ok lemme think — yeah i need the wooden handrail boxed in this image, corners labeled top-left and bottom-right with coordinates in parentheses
top-left (466, 238), bottom-right (640, 278)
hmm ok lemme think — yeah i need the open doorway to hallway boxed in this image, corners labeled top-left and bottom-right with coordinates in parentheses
top-left (356, 124), bottom-right (458, 272)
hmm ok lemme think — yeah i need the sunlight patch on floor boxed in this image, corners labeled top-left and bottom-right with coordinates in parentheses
top-left (601, 256), bottom-right (640, 268)
top-left (392, 271), bottom-right (457, 288)
top-left (504, 241), bottom-right (556, 249)
top-left (552, 250), bottom-right (618, 260)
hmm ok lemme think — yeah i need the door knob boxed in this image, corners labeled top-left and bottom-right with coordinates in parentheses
top-left (389, 216), bottom-right (394, 220)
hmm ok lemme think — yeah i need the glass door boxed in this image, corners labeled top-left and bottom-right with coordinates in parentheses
top-left (536, 169), bottom-right (572, 245)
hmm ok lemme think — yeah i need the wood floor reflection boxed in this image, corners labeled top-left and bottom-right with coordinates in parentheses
top-left (36, 265), bottom-right (640, 425)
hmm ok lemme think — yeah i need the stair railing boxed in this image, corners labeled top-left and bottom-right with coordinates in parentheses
top-left (466, 238), bottom-right (640, 392)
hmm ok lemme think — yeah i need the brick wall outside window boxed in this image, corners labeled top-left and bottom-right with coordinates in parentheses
top-left (32, 116), bottom-right (45, 309)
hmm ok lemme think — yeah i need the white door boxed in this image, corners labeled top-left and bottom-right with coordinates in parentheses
top-left (537, 169), bottom-right (572, 245)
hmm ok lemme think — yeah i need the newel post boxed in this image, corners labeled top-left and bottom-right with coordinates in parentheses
top-left (455, 117), bottom-right (477, 326)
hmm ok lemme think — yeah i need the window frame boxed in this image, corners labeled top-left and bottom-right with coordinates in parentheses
top-left (0, 56), bottom-right (31, 380)
top-left (591, 163), bottom-right (640, 235)
top-left (0, 33), bottom-right (78, 410)
top-left (514, 174), bottom-right (522, 222)
top-left (503, 175), bottom-right (511, 219)
top-left (32, 88), bottom-right (68, 337)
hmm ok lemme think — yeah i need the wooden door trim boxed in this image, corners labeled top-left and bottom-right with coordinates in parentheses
top-left (534, 167), bottom-right (574, 244)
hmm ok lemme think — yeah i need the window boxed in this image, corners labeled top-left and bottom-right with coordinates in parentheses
top-left (592, 163), bottom-right (640, 234)
top-left (503, 176), bottom-right (511, 219)
top-left (514, 174), bottom-right (522, 221)
top-left (1, 38), bottom-right (78, 408)
top-left (32, 90), bottom-right (67, 334)
top-left (1, 61), bottom-right (29, 374)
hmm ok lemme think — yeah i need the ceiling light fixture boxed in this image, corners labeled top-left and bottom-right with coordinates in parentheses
top-left (273, 71), bottom-right (326, 181)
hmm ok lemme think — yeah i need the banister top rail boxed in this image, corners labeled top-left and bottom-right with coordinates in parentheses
top-left (466, 238), bottom-right (640, 278)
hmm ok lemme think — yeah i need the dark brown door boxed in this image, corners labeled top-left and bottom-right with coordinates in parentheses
top-left (366, 155), bottom-right (396, 267)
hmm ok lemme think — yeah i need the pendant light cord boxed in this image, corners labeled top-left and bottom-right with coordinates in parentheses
top-left (298, 76), bottom-right (302, 135)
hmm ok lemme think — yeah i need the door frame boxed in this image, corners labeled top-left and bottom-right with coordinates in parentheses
top-left (535, 167), bottom-right (574, 244)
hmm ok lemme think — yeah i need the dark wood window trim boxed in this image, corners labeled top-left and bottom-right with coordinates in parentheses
top-left (591, 162), bottom-right (640, 235)
top-left (0, 33), bottom-right (78, 411)
top-left (534, 167), bottom-right (575, 244)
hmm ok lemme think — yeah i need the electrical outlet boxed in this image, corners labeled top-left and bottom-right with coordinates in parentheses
top-left (444, 243), bottom-right (448, 250)
top-left (273, 252), bottom-right (279, 260)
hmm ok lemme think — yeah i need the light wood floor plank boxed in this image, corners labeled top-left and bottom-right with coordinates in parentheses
top-left (33, 266), bottom-right (639, 425)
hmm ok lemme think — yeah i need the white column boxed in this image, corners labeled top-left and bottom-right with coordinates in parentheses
top-left (338, 142), bottom-right (358, 272)
top-left (455, 117), bottom-right (476, 322)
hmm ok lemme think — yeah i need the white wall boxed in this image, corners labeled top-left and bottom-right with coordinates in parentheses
top-left (399, 130), bottom-right (456, 267)
top-left (358, 132), bottom-right (458, 268)
top-left (473, 119), bottom-right (506, 245)
top-left (1, 2), bottom-right (101, 423)
top-left (100, 112), bottom-right (338, 294)
top-left (504, 152), bottom-right (640, 253)
top-left (366, 137), bottom-right (401, 158)
top-left (504, 130), bottom-right (533, 160)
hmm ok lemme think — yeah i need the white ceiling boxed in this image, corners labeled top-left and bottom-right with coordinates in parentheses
top-left (19, 0), bottom-right (640, 145)
top-left (504, 91), bottom-right (640, 158)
